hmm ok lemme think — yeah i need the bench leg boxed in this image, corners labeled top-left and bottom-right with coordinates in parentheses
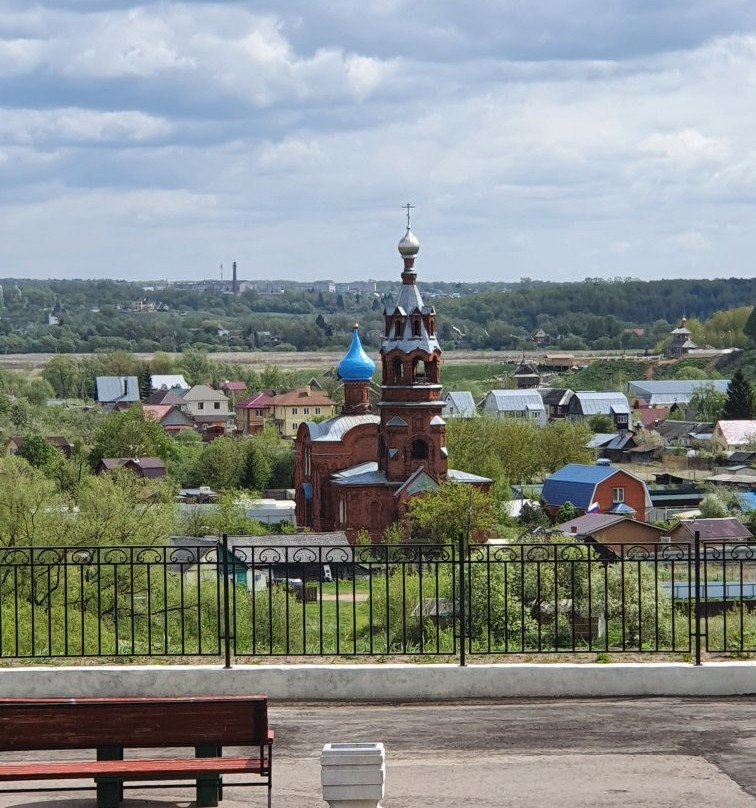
top-left (96, 746), bottom-right (124, 808)
top-left (195, 744), bottom-right (222, 807)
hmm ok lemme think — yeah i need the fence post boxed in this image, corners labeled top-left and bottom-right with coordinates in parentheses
top-left (693, 530), bottom-right (702, 666)
top-left (221, 534), bottom-right (232, 669)
top-left (458, 532), bottom-right (466, 668)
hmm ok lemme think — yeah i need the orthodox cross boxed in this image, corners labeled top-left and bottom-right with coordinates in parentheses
top-left (402, 202), bottom-right (415, 228)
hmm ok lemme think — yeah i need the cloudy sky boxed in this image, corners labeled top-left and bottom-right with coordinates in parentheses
top-left (1, 1), bottom-right (756, 283)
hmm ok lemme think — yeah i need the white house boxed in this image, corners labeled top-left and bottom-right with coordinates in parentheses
top-left (712, 420), bottom-right (756, 451)
top-left (443, 391), bottom-right (477, 418)
top-left (482, 390), bottom-right (546, 426)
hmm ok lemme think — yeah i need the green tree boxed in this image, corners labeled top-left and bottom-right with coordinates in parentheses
top-left (89, 405), bottom-right (178, 468)
top-left (723, 369), bottom-right (755, 420)
top-left (588, 414), bottom-right (614, 433)
top-left (241, 440), bottom-right (272, 492)
top-left (406, 481), bottom-right (493, 545)
top-left (16, 434), bottom-right (57, 470)
top-left (689, 383), bottom-right (726, 423)
top-left (194, 437), bottom-right (246, 490)
top-left (554, 501), bottom-right (577, 524)
top-left (180, 349), bottom-right (211, 386)
top-left (537, 420), bottom-right (593, 473)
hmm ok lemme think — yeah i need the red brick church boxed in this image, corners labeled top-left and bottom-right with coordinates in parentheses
top-left (293, 219), bottom-right (491, 540)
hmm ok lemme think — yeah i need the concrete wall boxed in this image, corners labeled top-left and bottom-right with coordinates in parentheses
top-left (1, 663), bottom-right (754, 701)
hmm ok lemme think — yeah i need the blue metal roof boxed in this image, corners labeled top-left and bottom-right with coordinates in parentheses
top-left (337, 326), bottom-right (376, 382)
top-left (542, 464), bottom-right (617, 509)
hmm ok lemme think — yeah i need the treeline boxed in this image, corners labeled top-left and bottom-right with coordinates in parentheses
top-left (0, 276), bottom-right (752, 354)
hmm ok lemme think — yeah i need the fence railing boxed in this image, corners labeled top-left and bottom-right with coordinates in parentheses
top-left (0, 535), bottom-right (753, 665)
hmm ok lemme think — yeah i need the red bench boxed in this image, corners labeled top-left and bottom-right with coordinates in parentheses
top-left (0, 696), bottom-right (273, 808)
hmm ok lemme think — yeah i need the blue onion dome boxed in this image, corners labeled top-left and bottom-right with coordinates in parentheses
top-left (337, 325), bottom-right (375, 381)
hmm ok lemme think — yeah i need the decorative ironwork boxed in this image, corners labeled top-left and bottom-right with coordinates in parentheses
top-left (0, 539), bottom-right (752, 663)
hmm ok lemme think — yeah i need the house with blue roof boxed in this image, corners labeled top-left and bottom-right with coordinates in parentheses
top-left (541, 463), bottom-right (652, 522)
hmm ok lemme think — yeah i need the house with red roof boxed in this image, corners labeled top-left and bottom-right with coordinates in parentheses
top-left (143, 404), bottom-right (195, 434)
top-left (235, 392), bottom-right (274, 435)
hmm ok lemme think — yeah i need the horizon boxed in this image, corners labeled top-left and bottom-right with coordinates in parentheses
top-left (2, 2), bottom-right (756, 282)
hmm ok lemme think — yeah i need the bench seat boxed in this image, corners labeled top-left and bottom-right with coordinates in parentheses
top-left (0, 755), bottom-right (269, 782)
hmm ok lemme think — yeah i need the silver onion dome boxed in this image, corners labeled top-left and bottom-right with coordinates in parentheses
top-left (397, 227), bottom-right (420, 257)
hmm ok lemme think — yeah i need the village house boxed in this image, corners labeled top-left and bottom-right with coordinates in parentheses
top-left (96, 457), bottom-right (166, 479)
top-left (566, 391), bottom-right (631, 431)
top-left (150, 374), bottom-right (189, 392)
top-left (95, 376), bottom-right (140, 409)
top-left (628, 379), bottom-right (729, 408)
top-left (143, 404), bottom-right (195, 435)
top-left (712, 420), bottom-right (756, 451)
top-left (269, 386), bottom-right (338, 439)
top-left (481, 389), bottom-right (546, 426)
top-left (541, 463), bottom-right (652, 522)
top-left (554, 513), bottom-right (666, 555)
top-left (5, 435), bottom-right (72, 459)
top-left (666, 517), bottom-right (752, 543)
top-left (537, 388), bottom-right (572, 421)
top-left (235, 391), bottom-right (275, 435)
top-left (182, 384), bottom-right (235, 440)
top-left (442, 391), bottom-right (477, 418)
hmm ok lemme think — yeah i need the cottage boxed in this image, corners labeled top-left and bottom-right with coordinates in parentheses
top-left (143, 404), bottom-right (195, 434)
top-left (567, 391), bottom-right (631, 431)
top-left (95, 376), bottom-right (140, 408)
top-left (482, 389), bottom-right (546, 426)
top-left (183, 384), bottom-right (234, 440)
top-left (150, 374), bottom-right (190, 392)
top-left (542, 463), bottom-right (652, 522)
top-left (713, 420), bottom-right (756, 451)
top-left (554, 513), bottom-right (666, 555)
top-left (443, 391), bottom-right (477, 419)
top-left (538, 388), bottom-right (572, 421)
top-left (666, 517), bottom-right (752, 543)
top-left (269, 386), bottom-right (338, 439)
top-left (235, 391), bottom-right (274, 435)
top-left (6, 435), bottom-right (72, 459)
top-left (628, 379), bottom-right (729, 408)
top-left (97, 457), bottom-right (166, 479)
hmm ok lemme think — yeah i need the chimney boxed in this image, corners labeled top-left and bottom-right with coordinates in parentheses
top-left (232, 261), bottom-right (238, 295)
top-left (571, 526), bottom-right (578, 534)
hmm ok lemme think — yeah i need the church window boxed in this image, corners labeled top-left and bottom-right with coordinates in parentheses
top-left (394, 318), bottom-right (402, 338)
top-left (413, 358), bottom-right (427, 382)
top-left (411, 439), bottom-right (429, 460)
top-left (339, 498), bottom-right (347, 525)
top-left (412, 317), bottom-right (421, 337)
top-left (428, 318), bottom-right (435, 337)
top-left (304, 446), bottom-right (312, 477)
top-left (392, 357), bottom-right (403, 383)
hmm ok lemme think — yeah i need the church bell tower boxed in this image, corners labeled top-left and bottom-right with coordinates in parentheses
top-left (377, 207), bottom-right (447, 482)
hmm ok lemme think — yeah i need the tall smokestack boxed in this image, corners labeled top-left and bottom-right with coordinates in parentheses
top-left (232, 261), bottom-right (238, 295)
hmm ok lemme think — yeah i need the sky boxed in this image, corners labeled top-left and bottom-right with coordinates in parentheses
top-left (1, 1), bottom-right (756, 283)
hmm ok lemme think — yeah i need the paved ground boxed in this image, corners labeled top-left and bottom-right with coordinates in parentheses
top-left (1, 698), bottom-right (754, 807)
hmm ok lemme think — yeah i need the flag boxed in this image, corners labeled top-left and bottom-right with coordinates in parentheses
top-left (587, 501), bottom-right (600, 513)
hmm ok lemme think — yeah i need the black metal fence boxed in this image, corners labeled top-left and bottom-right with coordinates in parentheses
top-left (0, 535), bottom-right (753, 665)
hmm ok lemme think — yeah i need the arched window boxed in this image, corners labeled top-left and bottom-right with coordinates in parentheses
top-left (394, 318), bottom-right (402, 338)
top-left (339, 498), bottom-right (347, 526)
top-left (392, 357), bottom-right (403, 383)
top-left (411, 439), bottom-right (429, 460)
top-left (428, 317), bottom-right (435, 337)
top-left (412, 317), bottom-right (421, 337)
top-left (412, 358), bottom-right (427, 382)
top-left (304, 446), bottom-right (312, 477)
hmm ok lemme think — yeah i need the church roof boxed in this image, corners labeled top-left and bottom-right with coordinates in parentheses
top-left (306, 414), bottom-right (380, 442)
top-left (331, 461), bottom-right (388, 486)
top-left (447, 469), bottom-right (494, 484)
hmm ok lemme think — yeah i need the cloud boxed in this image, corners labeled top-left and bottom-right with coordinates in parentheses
top-left (0, 1), bottom-right (755, 281)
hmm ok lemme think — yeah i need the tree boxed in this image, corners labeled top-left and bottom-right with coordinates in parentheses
top-left (588, 414), bottom-right (614, 433)
top-left (537, 420), bottom-right (593, 473)
top-left (89, 405), bottom-right (178, 468)
top-left (138, 362), bottom-right (153, 401)
top-left (723, 369), bottom-right (755, 420)
top-left (554, 501), bottom-right (577, 524)
top-left (194, 437), bottom-right (246, 491)
top-left (406, 481), bottom-right (493, 545)
top-left (16, 434), bottom-right (57, 470)
top-left (689, 383), bottom-right (726, 423)
top-left (241, 440), bottom-right (272, 492)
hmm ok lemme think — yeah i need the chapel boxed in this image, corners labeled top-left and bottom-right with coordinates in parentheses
top-left (293, 218), bottom-right (491, 540)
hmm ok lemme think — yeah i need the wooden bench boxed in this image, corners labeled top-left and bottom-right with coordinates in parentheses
top-left (0, 696), bottom-right (273, 808)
